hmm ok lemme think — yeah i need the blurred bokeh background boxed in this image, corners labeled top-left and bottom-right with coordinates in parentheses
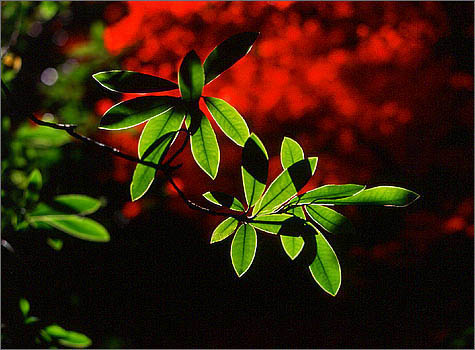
top-left (2, 1), bottom-right (473, 348)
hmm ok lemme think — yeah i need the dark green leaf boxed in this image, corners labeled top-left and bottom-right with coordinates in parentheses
top-left (58, 331), bottom-right (92, 348)
top-left (280, 207), bottom-right (305, 260)
top-left (93, 70), bottom-right (178, 93)
top-left (178, 50), bottom-right (204, 102)
top-left (204, 96), bottom-right (249, 146)
top-left (241, 133), bottom-right (268, 207)
top-left (289, 184), bottom-right (365, 205)
top-left (231, 224), bottom-right (257, 277)
top-left (46, 237), bottom-right (63, 251)
top-left (306, 205), bottom-right (353, 234)
top-left (210, 217), bottom-right (239, 243)
top-left (203, 32), bottom-right (259, 84)
top-left (19, 298), bottom-right (30, 317)
top-left (99, 96), bottom-right (177, 130)
top-left (203, 191), bottom-right (244, 211)
top-left (24, 316), bottom-right (39, 325)
top-left (253, 157), bottom-right (318, 215)
top-left (52, 195), bottom-right (101, 215)
top-left (281, 137), bottom-right (304, 169)
top-left (27, 169), bottom-right (42, 192)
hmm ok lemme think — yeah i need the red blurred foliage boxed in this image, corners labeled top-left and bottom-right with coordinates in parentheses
top-left (122, 201), bottom-right (142, 219)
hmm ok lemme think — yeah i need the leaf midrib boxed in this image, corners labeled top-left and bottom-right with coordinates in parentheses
top-left (207, 98), bottom-right (243, 143)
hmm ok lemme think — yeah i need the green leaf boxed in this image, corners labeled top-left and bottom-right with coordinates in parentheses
top-left (280, 137), bottom-right (304, 169)
top-left (249, 214), bottom-right (292, 234)
top-left (99, 96), bottom-right (178, 130)
top-left (289, 184), bottom-right (366, 205)
top-left (46, 237), bottom-right (63, 251)
top-left (203, 191), bottom-right (244, 211)
top-left (19, 298), bottom-right (30, 317)
top-left (203, 32), bottom-right (259, 84)
top-left (231, 224), bottom-right (257, 277)
top-left (309, 231), bottom-right (341, 296)
top-left (253, 157), bottom-right (318, 215)
top-left (24, 316), bottom-right (39, 325)
top-left (309, 186), bottom-right (420, 207)
top-left (58, 331), bottom-right (92, 348)
top-left (27, 169), bottom-right (42, 192)
top-left (30, 215), bottom-right (110, 242)
top-left (185, 110), bottom-right (220, 179)
top-left (204, 97), bottom-right (249, 146)
top-left (44, 324), bottom-right (68, 338)
top-left (251, 211), bottom-right (316, 237)
top-left (241, 133), bottom-right (268, 207)
top-left (131, 106), bottom-right (186, 201)
top-left (16, 124), bottom-right (70, 148)
top-left (93, 70), bottom-right (178, 93)
top-left (280, 207), bottom-right (305, 260)
top-left (306, 205), bottom-right (353, 235)
top-left (52, 195), bottom-right (101, 215)
top-left (178, 50), bottom-right (204, 102)
top-left (210, 217), bottom-right (239, 244)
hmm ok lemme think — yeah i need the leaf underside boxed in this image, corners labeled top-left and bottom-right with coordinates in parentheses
top-left (93, 70), bottom-right (178, 93)
top-left (231, 224), bottom-right (257, 277)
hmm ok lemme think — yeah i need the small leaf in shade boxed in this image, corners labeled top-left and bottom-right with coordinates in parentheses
top-left (24, 316), bottom-right (39, 325)
top-left (241, 133), bottom-right (268, 207)
top-left (204, 97), bottom-right (249, 146)
top-left (19, 298), bottom-right (30, 317)
top-left (203, 32), bottom-right (259, 84)
top-left (58, 331), bottom-right (92, 348)
top-left (289, 184), bottom-right (366, 205)
top-left (185, 109), bottom-right (220, 179)
top-left (231, 224), bottom-right (257, 277)
top-left (27, 169), bottom-right (42, 192)
top-left (305, 205), bottom-right (353, 235)
top-left (178, 50), bottom-right (204, 102)
top-left (99, 96), bottom-right (178, 130)
top-left (203, 191), bottom-right (245, 211)
top-left (93, 70), bottom-right (178, 93)
top-left (309, 186), bottom-right (420, 207)
top-left (30, 215), bottom-right (110, 242)
top-left (52, 195), bottom-right (101, 215)
top-left (308, 231), bottom-right (341, 296)
top-left (46, 237), bottom-right (63, 251)
top-left (210, 217), bottom-right (239, 243)
top-left (253, 157), bottom-right (318, 215)
top-left (280, 207), bottom-right (305, 260)
top-left (280, 137), bottom-right (304, 169)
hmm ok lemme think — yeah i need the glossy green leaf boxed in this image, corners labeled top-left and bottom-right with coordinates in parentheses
top-left (30, 215), bottom-right (110, 242)
top-left (203, 191), bottom-right (244, 211)
top-left (306, 205), bottom-right (353, 234)
top-left (204, 97), bottom-right (249, 146)
top-left (309, 186), bottom-right (420, 207)
top-left (210, 217), bottom-right (239, 243)
top-left (27, 169), bottom-right (42, 192)
top-left (93, 70), bottom-right (177, 93)
top-left (280, 207), bottom-right (305, 260)
top-left (289, 184), bottom-right (366, 205)
top-left (46, 237), bottom-right (63, 251)
top-left (203, 32), bottom-right (259, 84)
top-left (19, 298), bottom-right (30, 317)
top-left (241, 133), bottom-right (268, 207)
top-left (131, 106), bottom-right (186, 201)
top-left (58, 331), bottom-right (92, 348)
top-left (52, 195), bottom-right (101, 215)
top-left (178, 50), bottom-right (204, 102)
top-left (231, 224), bottom-right (257, 277)
top-left (249, 214), bottom-right (292, 234)
top-left (253, 157), bottom-right (318, 215)
top-left (309, 231), bottom-right (341, 296)
top-left (281, 137), bottom-right (304, 169)
top-left (186, 110), bottom-right (220, 179)
top-left (99, 96), bottom-right (177, 130)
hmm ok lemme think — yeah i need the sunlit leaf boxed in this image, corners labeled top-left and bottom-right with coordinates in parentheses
top-left (16, 124), bottom-right (70, 148)
top-left (44, 324), bottom-right (68, 338)
top-left (249, 214), bottom-right (292, 234)
top-left (204, 97), bottom-right (249, 146)
top-left (52, 194), bottom-right (101, 215)
top-left (241, 133), bottom-right (268, 207)
top-left (185, 110), bottom-right (220, 179)
top-left (203, 191), bottom-right (244, 211)
top-left (308, 231), bottom-right (341, 296)
top-left (19, 298), bottom-right (30, 317)
top-left (289, 184), bottom-right (366, 205)
top-left (306, 205), bottom-right (353, 235)
top-left (253, 157), bottom-right (318, 215)
top-left (203, 32), bottom-right (259, 84)
top-left (58, 331), bottom-right (92, 348)
top-left (30, 215), bottom-right (110, 242)
top-left (93, 70), bottom-right (177, 93)
top-left (178, 50), bottom-right (204, 102)
top-left (280, 137), bottom-right (304, 169)
top-left (99, 96), bottom-right (178, 130)
top-left (280, 207), bottom-right (305, 260)
top-left (210, 217), bottom-right (239, 244)
top-left (231, 224), bottom-right (257, 277)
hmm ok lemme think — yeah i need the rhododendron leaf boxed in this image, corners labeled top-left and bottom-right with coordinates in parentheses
top-left (231, 224), bottom-right (257, 277)
top-left (27, 169), bottom-right (42, 192)
top-left (249, 214), bottom-right (292, 234)
top-left (253, 157), bottom-right (318, 215)
top-left (185, 109), bottom-right (220, 179)
top-left (52, 195), bottom-right (101, 215)
top-left (305, 205), bottom-right (353, 234)
top-left (93, 70), bottom-right (178, 93)
top-left (289, 184), bottom-right (366, 206)
top-left (178, 50), bottom-right (204, 102)
top-left (203, 191), bottom-right (245, 211)
top-left (99, 96), bottom-right (177, 130)
top-left (210, 217), bottom-right (239, 244)
top-left (19, 298), bottom-right (30, 317)
top-left (204, 32), bottom-right (259, 84)
top-left (204, 97), bottom-right (249, 146)
top-left (281, 137), bottom-right (304, 169)
top-left (251, 212), bottom-right (316, 236)
top-left (58, 331), bottom-right (92, 348)
top-left (241, 133), bottom-right (268, 207)
top-left (280, 207), bottom-right (305, 260)
top-left (309, 231), bottom-right (341, 296)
